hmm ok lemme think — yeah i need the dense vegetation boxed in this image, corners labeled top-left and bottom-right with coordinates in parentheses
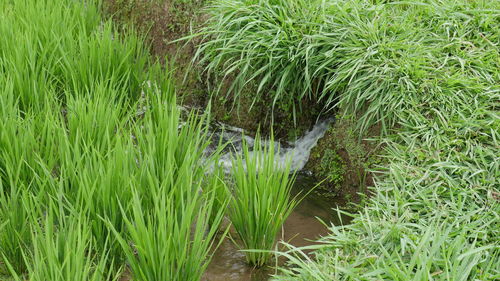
top-left (229, 137), bottom-right (298, 266)
top-left (1, 0), bottom-right (499, 280)
top-left (0, 0), bottom-right (296, 280)
top-left (196, 0), bottom-right (500, 279)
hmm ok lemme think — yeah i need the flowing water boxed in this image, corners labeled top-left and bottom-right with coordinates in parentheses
top-left (203, 120), bottom-right (350, 281)
top-left (208, 118), bottom-right (332, 172)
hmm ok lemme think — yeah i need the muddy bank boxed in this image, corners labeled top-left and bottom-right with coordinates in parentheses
top-left (305, 114), bottom-right (382, 203)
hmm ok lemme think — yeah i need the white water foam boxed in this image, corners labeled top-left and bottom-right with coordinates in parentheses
top-left (210, 119), bottom-right (332, 172)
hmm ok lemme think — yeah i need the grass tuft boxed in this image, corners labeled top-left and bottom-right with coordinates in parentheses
top-left (229, 135), bottom-right (299, 267)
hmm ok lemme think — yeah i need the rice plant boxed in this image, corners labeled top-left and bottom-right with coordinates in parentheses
top-left (100, 89), bottom-right (227, 281)
top-left (0, 187), bottom-right (33, 275)
top-left (229, 136), bottom-right (299, 267)
top-left (11, 207), bottom-right (120, 281)
top-left (109, 140), bottom-right (225, 280)
top-left (0, 2), bottom-right (230, 281)
top-left (111, 186), bottom-right (225, 281)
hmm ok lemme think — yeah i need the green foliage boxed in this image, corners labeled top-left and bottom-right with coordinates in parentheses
top-left (228, 136), bottom-right (299, 267)
top-left (2, 0), bottom-right (498, 280)
top-left (197, 0), bottom-right (500, 135)
top-left (196, 0), bottom-right (327, 116)
top-left (110, 185), bottom-right (224, 281)
top-left (0, 188), bottom-right (34, 275)
top-left (13, 207), bottom-right (119, 281)
top-left (318, 149), bottom-right (345, 190)
top-left (0, 1), bottom-right (226, 280)
top-left (268, 1), bottom-right (500, 280)
top-left (107, 93), bottom-right (227, 281)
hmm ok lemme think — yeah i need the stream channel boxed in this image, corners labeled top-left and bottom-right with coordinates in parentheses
top-left (202, 119), bottom-right (350, 281)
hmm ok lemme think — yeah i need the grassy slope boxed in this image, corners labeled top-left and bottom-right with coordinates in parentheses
top-left (197, 0), bottom-right (499, 279)
top-left (273, 1), bottom-right (500, 280)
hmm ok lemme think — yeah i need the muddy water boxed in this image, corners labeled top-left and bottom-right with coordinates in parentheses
top-left (203, 175), bottom-right (349, 281)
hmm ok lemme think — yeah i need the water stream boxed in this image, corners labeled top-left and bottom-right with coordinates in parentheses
top-left (209, 118), bottom-right (332, 171)
top-left (203, 120), bottom-right (349, 281)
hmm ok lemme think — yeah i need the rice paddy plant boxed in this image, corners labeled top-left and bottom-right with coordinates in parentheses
top-left (131, 86), bottom-right (210, 205)
top-left (0, 0), bottom-right (226, 280)
top-left (109, 101), bottom-right (227, 280)
top-left (0, 187), bottom-right (33, 275)
top-left (54, 89), bottom-right (139, 263)
top-left (0, 0), bottom-right (161, 113)
top-left (11, 204), bottom-right (120, 281)
top-left (71, 142), bottom-right (137, 263)
top-left (111, 186), bottom-right (225, 281)
top-left (205, 164), bottom-right (230, 229)
top-left (0, 88), bottom-right (63, 196)
top-left (229, 136), bottom-right (298, 267)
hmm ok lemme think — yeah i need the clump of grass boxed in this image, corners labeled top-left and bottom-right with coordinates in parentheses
top-left (111, 187), bottom-right (225, 281)
top-left (0, 188), bottom-right (33, 275)
top-left (1, 0), bottom-right (210, 280)
top-left (195, 0), bottom-right (330, 118)
top-left (229, 136), bottom-right (298, 267)
top-left (107, 94), bottom-right (227, 281)
top-left (266, 0), bottom-right (500, 280)
top-left (12, 207), bottom-right (120, 281)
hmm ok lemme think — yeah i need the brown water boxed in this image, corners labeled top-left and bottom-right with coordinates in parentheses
top-left (202, 175), bottom-right (349, 281)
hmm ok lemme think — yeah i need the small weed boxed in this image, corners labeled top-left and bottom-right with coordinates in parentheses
top-left (318, 149), bottom-right (345, 191)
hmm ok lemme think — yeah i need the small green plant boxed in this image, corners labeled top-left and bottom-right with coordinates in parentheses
top-left (228, 135), bottom-right (298, 267)
top-left (318, 149), bottom-right (345, 190)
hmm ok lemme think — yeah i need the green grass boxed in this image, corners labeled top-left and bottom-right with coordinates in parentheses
top-left (0, 188), bottom-right (33, 275)
top-left (195, 0), bottom-right (329, 118)
top-left (228, 136), bottom-right (299, 267)
top-left (11, 205), bottom-right (120, 281)
top-left (0, 0), bottom-right (227, 280)
top-left (193, 0), bottom-right (499, 279)
top-left (1, 0), bottom-right (499, 280)
top-left (107, 92), bottom-right (227, 281)
top-left (255, 1), bottom-right (499, 280)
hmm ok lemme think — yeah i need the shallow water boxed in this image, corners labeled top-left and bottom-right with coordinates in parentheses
top-left (202, 175), bottom-right (349, 281)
